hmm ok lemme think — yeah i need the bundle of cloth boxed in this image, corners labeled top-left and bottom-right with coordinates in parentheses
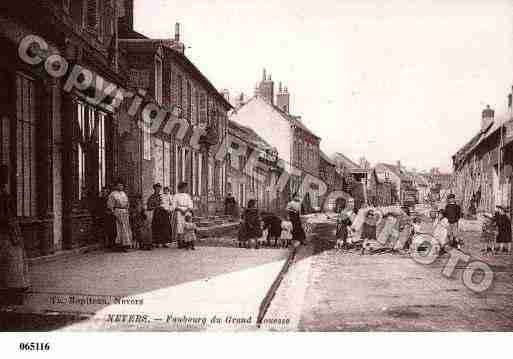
top-left (350, 206), bottom-right (412, 253)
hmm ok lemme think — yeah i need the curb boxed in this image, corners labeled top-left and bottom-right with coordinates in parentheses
top-left (28, 244), bottom-right (103, 266)
top-left (256, 245), bottom-right (298, 327)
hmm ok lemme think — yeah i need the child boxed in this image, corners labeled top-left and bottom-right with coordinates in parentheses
top-left (183, 213), bottom-right (197, 250)
top-left (482, 213), bottom-right (496, 255)
top-left (257, 224), bottom-right (268, 249)
top-left (336, 211), bottom-right (352, 249)
top-left (262, 213), bottom-right (282, 247)
top-left (361, 209), bottom-right (382, 255)
top-left (280, 218), bottom-right (293, 248)
top-left (130, 196), bottom-right (152, 250)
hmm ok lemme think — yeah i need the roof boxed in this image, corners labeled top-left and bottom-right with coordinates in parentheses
top-left (119, 39), bottom-right (162, 54)
top-left (228, 120), bottom-right (272, 150)
top-left (119, 39), bottom-right (232, 111)
top-left (332, 152), bottom-right (361, 170)
top-left (288, 114), bottom-right (320, 140)
top-left (320, 150), bottom-right (336, 166)
top-left (453, 112), bottom-right (511, 168)
top-left (377, 163), bottom-right (411, 181)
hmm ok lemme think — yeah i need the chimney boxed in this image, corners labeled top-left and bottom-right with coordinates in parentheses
top-left (258, 69), bottom-right (274, 104)
top-left (175, 23), bottom-right (180, 42)
top-left (220, 89), bottom-right (230, 102)
top-left (481, 104), bottom-right (494, 130)
top-left (276, 84), bottom-right (290, 113)
top-left (397, 160), bottom-right (402, 171)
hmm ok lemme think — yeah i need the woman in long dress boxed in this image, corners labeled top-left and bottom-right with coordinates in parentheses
top-left (147, 183), bottom-right (172, 248)
top-left (0, 165), bottom-right (29, 306)
top-left (286, 195), bottom-right (306, 245)
top-left (171, 182), bottom-right (194, 249)
top-left (107, 179), bottom-right (133, 252)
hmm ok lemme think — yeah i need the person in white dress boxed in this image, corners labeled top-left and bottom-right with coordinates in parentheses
top-left (107, 179), bottom-right (133, 252)
top-left (171, 182), bottom-right (194, 249)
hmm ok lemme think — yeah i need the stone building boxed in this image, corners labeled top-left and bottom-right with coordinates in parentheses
top-left (452, 105), bottom-right (513, 215)
top-left (227, 120), bottom-right (279, 211)
top-left (0, 0), bottom-right (126, 257)
top-left (230, 71), bottom-right (322, 213)
top-left (118, 7), bottom-right (232, 215)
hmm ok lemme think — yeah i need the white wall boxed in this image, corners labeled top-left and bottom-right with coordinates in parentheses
top-left (231, 97), bottom-right (292, 165)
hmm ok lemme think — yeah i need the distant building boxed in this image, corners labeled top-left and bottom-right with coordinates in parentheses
top-left (227, 120), bottom-right (279, 211)
top-left (230, 71), bottom-right (322, 213)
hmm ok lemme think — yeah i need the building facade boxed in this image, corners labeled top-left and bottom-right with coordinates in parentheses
top-left (0, 0), bottom-right (126, 257)
top-left (227, 120), bottom-right (279, 211)
top-left (118, 13), bottom-right (232, 216)
top-left (452, 105), bottom-right (513, 215)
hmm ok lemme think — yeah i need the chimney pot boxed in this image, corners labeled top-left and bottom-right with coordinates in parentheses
top-left (481, 105), bottom-right (495, 130)
top-left (175, 22), bottom-right (180, 42)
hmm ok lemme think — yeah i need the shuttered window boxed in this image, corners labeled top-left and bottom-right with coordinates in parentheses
top-left (16, 74), bottom-right (38, 217)
top-left (86, 0), bottom-right (99, 33)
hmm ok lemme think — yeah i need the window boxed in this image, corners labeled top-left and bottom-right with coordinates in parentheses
top-left (86, 0), bottom-right (100, 33)
top-left (164, 141), bottom-right (171, 187)
top-left (155, 58), bottom-right (163, 105)
top-left (195, 91), bottom-right (200, 125)
top-left (16, 74), bottom-right (37, 217)
top-left (177, 74), bottom-right (183, 107)
top-left (143, 125), bottom-right (151, 160)
top-left (187, 82), bottom-right (192, 121)
top-left (98, 112), bottom-right (107, 190)
top-left (62, 0), bottom-right (71, 13)
top-left (198, 152), bottom-right (202, 195)
top-left (199, 93), bottom-right (206, 124)
top-left (71, 0), bottom-right (85, 28)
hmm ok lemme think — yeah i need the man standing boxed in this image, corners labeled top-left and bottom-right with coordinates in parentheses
top-left (443, 194), bottom-right (462, 249)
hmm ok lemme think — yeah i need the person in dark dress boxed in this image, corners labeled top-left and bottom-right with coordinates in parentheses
top-left (242, 199), bottom-right (262, 249)
top-left (494, 205), bottom-right (511, 254)
top-left (97, 187), bottom-right (117, 250)
top-left (147, 183), bottom-right (172, 248)
top-left (224, 193), bottom-right (236, 218)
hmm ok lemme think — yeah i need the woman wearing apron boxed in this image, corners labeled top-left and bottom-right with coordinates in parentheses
top-left (171, 182), bottom-right (194, 249)
top-left (107, 179), bottom-right (133, 252)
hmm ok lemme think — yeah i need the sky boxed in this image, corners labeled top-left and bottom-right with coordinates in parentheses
top-left (134, 0), bottom-right (513, 172)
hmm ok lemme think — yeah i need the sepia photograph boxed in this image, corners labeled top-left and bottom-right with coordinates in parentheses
top-left (0, 0), bottom-right (513, 352)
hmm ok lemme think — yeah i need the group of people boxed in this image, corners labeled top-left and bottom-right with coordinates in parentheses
top-left (97, 180), bottom-right (197, 252)
top-left (237, 196), bottom-right (306, 249)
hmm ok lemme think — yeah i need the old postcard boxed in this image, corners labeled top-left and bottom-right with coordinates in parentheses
top-left (1, 0), bottom-right (513, 353)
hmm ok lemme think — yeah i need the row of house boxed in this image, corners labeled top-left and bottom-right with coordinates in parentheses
top-left (452, 101), bottom-right (513, 216)
top-left (2, 0), bottom-right (369, 258)
top-left (226, 71), bottom-right (370, 214)
top-left (0, 0), bottom-right (235, 257)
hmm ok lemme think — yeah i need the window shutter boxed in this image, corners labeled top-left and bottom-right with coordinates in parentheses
top-left (86, 0), bottom-right (99, 32)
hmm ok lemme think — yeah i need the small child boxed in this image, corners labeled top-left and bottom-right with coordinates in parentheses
top-left (183, 213), bottom-right (197, 250)
top-left (280, 219), bottom-right (293, 248)
top-left (481, 213), bottom-right (496, 255)
top-left (130, 196), bottom-right (152, 250)
top-left (257, 225), bottom-right (268, 249)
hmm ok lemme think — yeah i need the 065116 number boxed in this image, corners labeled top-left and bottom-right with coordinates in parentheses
top-left (19, 342), bottom-right (51, 351)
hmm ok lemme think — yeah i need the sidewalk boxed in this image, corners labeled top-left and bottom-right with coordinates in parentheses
top-left (2, 246), bottom-right (290, 331)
